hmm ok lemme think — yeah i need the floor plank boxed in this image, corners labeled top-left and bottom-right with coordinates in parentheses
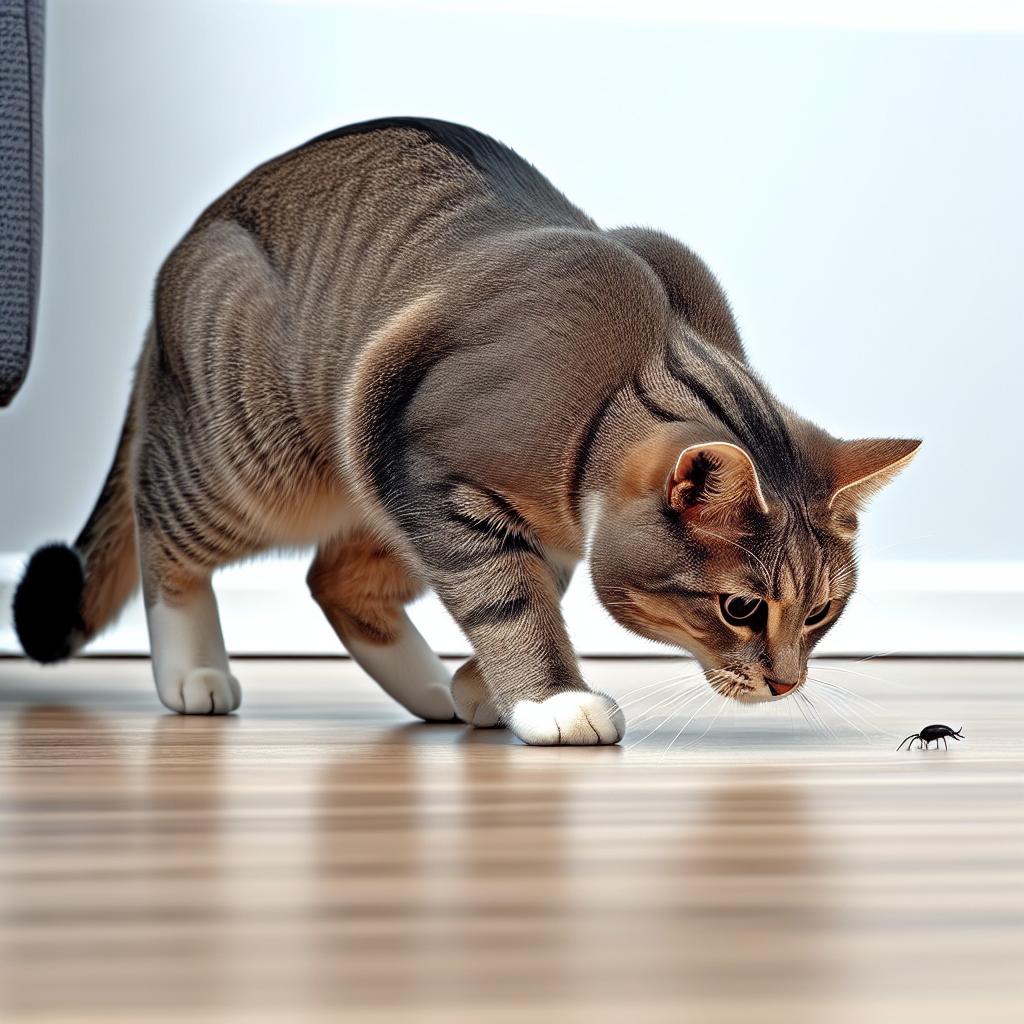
top-left (0, 656), bottom-right (1021, 1023)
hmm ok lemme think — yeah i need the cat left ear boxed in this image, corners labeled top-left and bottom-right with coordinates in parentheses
top-left (668, 443), bottom-right (770, 523)
top-left (828, 438), bottom-right (921, 509)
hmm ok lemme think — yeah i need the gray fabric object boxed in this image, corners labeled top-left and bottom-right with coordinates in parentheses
top-left (0, 0), bottom-right (44, 406)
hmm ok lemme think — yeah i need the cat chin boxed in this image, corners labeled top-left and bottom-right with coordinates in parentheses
top-left (726, 688), bottom-right (797, 706)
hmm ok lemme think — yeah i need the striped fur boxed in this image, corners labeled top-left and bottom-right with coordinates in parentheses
top-left (14, 119), bottom-right (919, 740)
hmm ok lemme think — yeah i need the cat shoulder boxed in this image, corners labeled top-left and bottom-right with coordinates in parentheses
top-left (606, 227), bottom-right (745, 360)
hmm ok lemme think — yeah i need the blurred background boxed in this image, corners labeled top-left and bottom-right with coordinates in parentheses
top-left (1, 0), bottom-right (1021, 655)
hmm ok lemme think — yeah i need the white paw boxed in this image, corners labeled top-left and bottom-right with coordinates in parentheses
top-left (509, 691), bottom-right (625, 746)
top-left (159, 668), bottom-right (242, 715)
top-left (407, 682), bottom-right (458, 723)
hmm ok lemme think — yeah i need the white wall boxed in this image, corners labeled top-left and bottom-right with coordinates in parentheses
top-left (1, 1), bottom-right (1021, 655)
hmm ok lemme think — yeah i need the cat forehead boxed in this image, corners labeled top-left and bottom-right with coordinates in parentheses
top-left (697, 522), bottom-right (846, 598)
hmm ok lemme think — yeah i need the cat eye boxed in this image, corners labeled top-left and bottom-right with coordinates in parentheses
top-left (720, 594), bottom-right (766, 627)
top-left (804, 601), bottom-right (832, 627)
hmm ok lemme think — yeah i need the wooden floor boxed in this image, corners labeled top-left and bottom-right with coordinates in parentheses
top-left (0, 657), bottom-right (1020, 1024)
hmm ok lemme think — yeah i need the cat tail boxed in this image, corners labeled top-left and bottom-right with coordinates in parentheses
top-left (14, 393), bottom-right (140, 663)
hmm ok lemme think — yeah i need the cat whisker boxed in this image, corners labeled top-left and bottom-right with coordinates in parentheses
top-left (809, 682), bottom-right (881, 717)
top-left (814, 663), bottom-right (912, 693)
top-left (852, 650), bottom-right (898, 664)
top-left (615, 677), bottom-right (698, 711)
top-left (607, 671), bottom-right (694, 702)
top-left (624, 698), bottom-right (694, 747)
top-left (626, 686), bottom-right (701, 726)
top-left (629, 698), bottom-right (710, 751)
top-left (792, 689), bottom-right (828, 739)
top-left (804, 679), bottom-right (875, 739)
top-left (805, 675), bottom-right (883, 711)
top-left (673, 695), bottom-right (735, 753)
top-left (854, 593), bottom-right (886, 615)
top-left (626, 685), bottom-right (715, 745)
top-left (647, 690), bottom-right (722, 757)
top-left (660, 690), bottom-right (731, 759)
top-left (809, 660), bottom-right (890, 684)
top-left (795, 689), bottom-right (838, 740)
top-left (626, 683), bottom-right (709, 731)
top-left (801, 688), bottom-right (836, 732)
top-left (853, 534), bottom-right (933, 562)
top-left (628, 671), bottom-right (705, 703)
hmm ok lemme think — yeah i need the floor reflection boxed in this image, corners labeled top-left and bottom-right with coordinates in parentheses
top-left (137, 714), bottom-right (232, 1012)
top-left (551, 767), bottom-right (839, 1013)
top-left (0, 703), bottom-right (236, 1017)
top-left (0, 695), bottom-right (841, 1018)
top-left (1, 655), bottom-right (1016, 1020)
top-left (309, 728), bottom-right (840, 1014)
top-left (676, 774), bottom-right (838, 1005)
top-left (312, 723), bottom-right (574, 1008)
top-left (0, 702), bottom-right (129, 1015)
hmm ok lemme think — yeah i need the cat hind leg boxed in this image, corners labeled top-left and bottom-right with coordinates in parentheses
top-left (308, 533), bottom-right (456, 722)
top-left (142, 559), bottom-right (241, 715)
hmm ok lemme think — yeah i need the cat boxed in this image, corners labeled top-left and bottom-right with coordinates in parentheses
top-left (13, 117), bottom-right (919, 745)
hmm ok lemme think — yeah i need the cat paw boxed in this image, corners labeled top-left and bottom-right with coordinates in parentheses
top-left (158, 668), bottom-right (242, 715)
top-left (407, 682), bottom-right (458, 722)
top-left (451, 659), bottom-right (501, 727)
top-left (509, 691), bottom-right (625, 746)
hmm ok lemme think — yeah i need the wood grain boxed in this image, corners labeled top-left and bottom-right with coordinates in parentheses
top-left (0, 656), bottom-right (1021, 1023)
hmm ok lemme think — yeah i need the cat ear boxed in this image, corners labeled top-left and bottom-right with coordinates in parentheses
top-left (668, 442), bottom-right (770, 523)
top-left (827, 438), bottom-right (921, 510)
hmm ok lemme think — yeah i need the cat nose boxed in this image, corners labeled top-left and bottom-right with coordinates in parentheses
top-left (765, 678), bottom-right (796, 696)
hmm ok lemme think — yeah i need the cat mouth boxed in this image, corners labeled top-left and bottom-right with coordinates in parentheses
top-left (707, 669), bottom-right (756, 701)
top-left (707, 669), bottom-right (801, 703)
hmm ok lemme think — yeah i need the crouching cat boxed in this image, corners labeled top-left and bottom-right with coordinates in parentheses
top-left (13, 118), bottom-right (919, 745)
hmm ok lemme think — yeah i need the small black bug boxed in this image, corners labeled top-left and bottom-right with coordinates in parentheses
top-left (897, 724), bottom-right (964, 751)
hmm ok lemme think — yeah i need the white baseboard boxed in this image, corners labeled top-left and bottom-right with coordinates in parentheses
top-left (1, 553), bottom-right (1021, 657)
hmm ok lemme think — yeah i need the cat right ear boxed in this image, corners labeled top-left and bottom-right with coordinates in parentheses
top-left (827, 438), bottom-right (921, 511)
top-left (668, 443), bottom-right (770, 524)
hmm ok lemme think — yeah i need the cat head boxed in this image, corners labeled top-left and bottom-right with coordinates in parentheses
top-left (588, 426), bottom-right (919, 702)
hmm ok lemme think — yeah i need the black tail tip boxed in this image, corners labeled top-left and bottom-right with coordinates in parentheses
top-left (13, 544), bottom-right (86, 663)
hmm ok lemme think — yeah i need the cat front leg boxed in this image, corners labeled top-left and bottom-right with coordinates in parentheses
top-left (415, 488), bottom-right (624, 746)
top-left (139, 542), bottom-right (241, 715)
top-left (450, 657), bottom-right (501, 727)
top-left (444, 569), bottom-right (624, 745)
top-left (308, 531), bottom-right (456, 722)
top-left (445, 584), bottom-right (622, 742)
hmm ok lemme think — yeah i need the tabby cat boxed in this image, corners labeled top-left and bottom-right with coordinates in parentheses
top-left (13, 118), bottom-right (919, 745)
